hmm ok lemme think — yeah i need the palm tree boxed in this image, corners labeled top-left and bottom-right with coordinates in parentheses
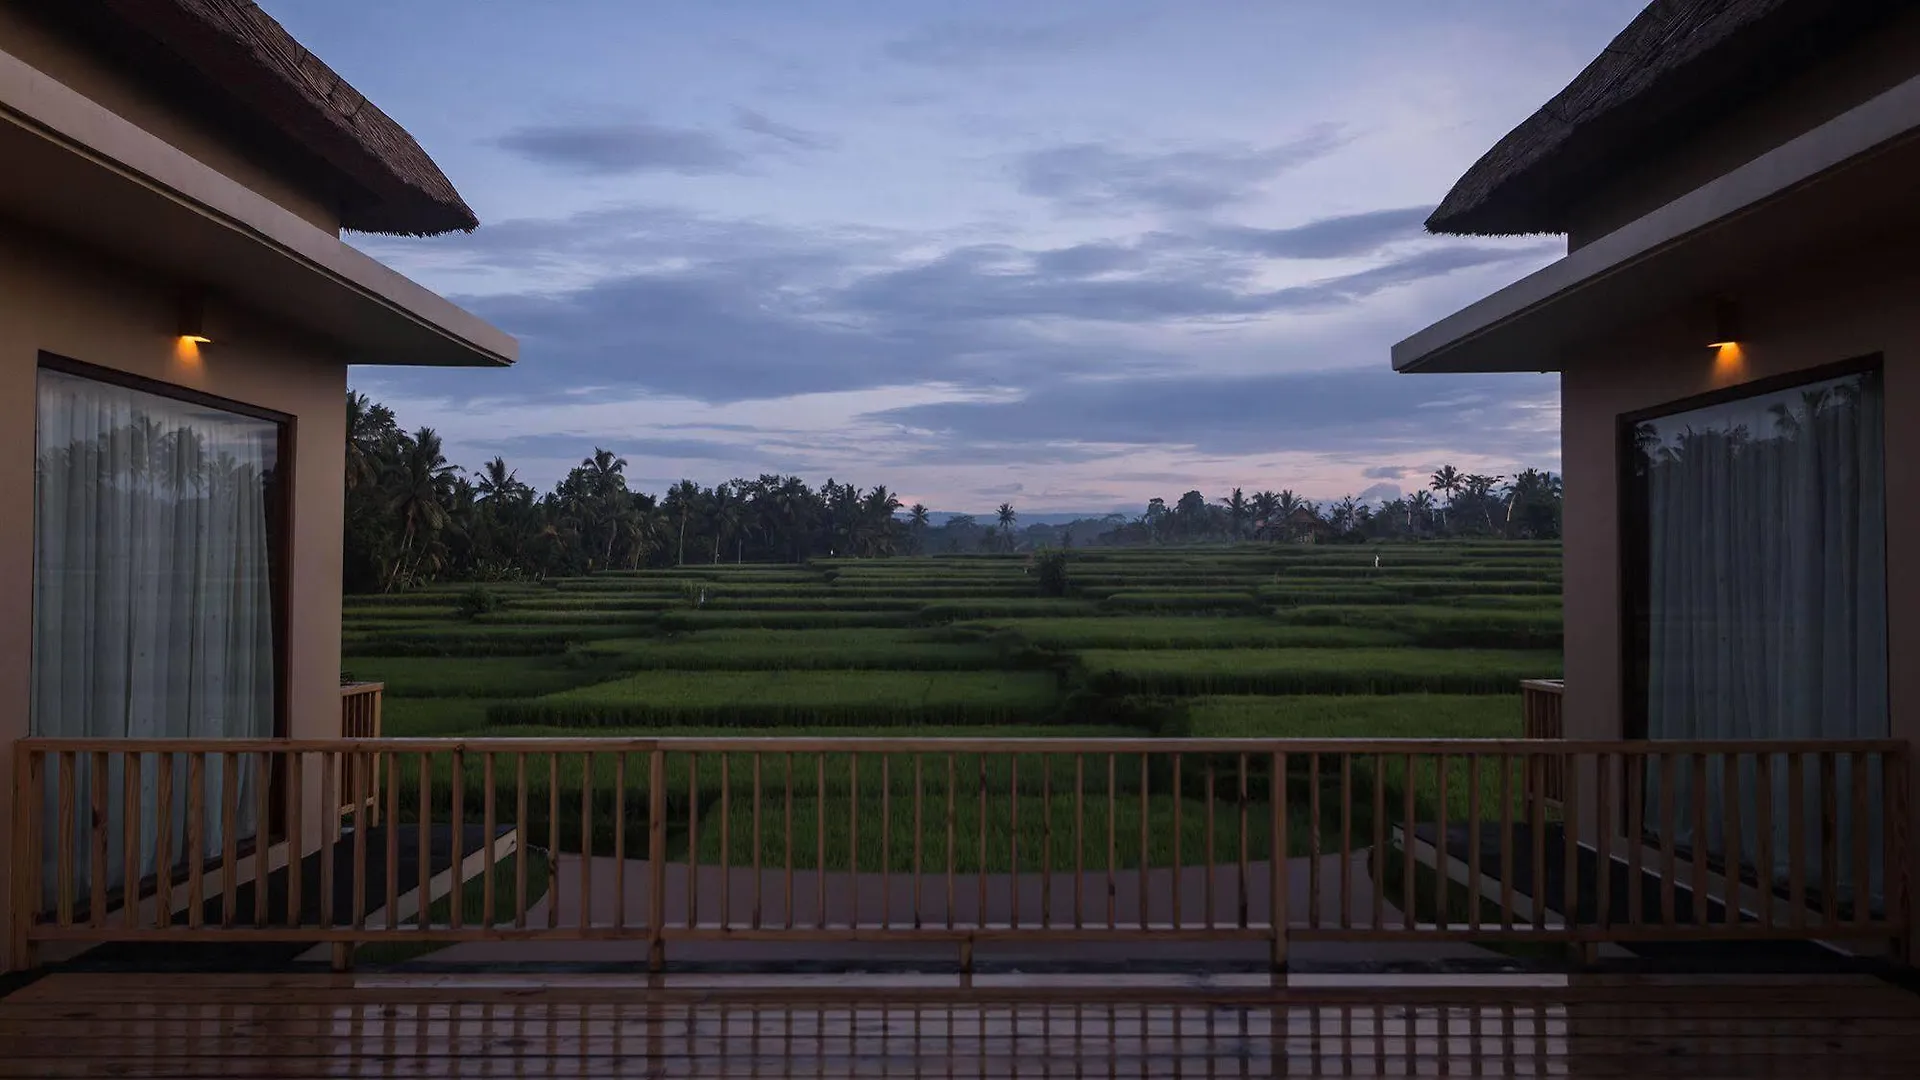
top-left (663, 480), bottom-right (703, 566)
top-left (345, 391), bottom-right (395, 493)
top-left (996, 502), bottom-right (1018, 552)
top-left (1429, 465), bottom-right (1462, 531)
top-left (907, 503), bottom-right (930, 554)
top-left (709, 483), bottom-right (748, 563)
top-left (1273, 490), bottom-right (1303, 542)
top-left (1218, 487), bottom-right (1251, 540)
top-left (1407, 490), bottom-right (1436, 534)
top-left (384, 427), bottom-right (456, 590)
top-left (1250, 491), bottom-right (1281, 539)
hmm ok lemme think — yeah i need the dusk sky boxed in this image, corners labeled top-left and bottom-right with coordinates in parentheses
top-left (266, 0), bottom-right (1643, 514)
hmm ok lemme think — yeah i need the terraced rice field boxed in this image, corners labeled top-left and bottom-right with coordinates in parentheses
top-left (344, 542), bottom-right (1561, 872)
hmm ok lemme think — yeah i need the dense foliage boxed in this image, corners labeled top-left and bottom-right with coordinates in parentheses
top-left (344, 391), bottom-right (1565, 592)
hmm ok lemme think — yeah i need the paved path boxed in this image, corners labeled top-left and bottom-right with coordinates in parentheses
top-left (431, 851), bottom-right (1497, 967)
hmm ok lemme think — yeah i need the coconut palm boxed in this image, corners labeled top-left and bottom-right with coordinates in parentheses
top-left (384, 427), bottom-right (456, 590)
top-left (996, 502), bottom-right (1018, 552)
top-left (1428, 465), bottom-right (1462, 530)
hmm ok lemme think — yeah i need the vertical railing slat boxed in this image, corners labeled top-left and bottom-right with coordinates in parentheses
top-left (1237, 754), bottom-right (1250, 931)
top-left (254, 752), bottom-right (270, 928)
top-left (282, 752), bottom-right (299, 928)
top-left (576, 752), bottom-right (589, 933)
top-left (1466, 754), bottom-right (1481, 933)
top-left (1435, 753), bottom-right (1450, 931)
top-left (89, 752), bottom-right (109, 930)
top-left (56, 752), bottom-right (74, 929)
top-left (515, 753), bottom-right (529, 931)
top-left (1272, 751), bottom-right (1287, 969)
top-left (548, 754), bottom-right (561, 932)
top-left (1401, 754), bottom-right (1416, 932)
top-left (121, 753), bottom-right (141, 931)
top-left (1722, 753), bottom-right (1743, 929)
top-left (483, 752), bottom-right (498, 930)
top-left (318, 752), bottom-right (336, 931)
top-left (450, 749), bottom-right (465, 932)
top-left (1306, 753), bottom-right (1320, 931)
top-left (220, 753), bottom-right (239, 930)
top-left (186, 753), bottom-right (205, 931)
top-left (646, 748), bottom-right (666, 971)
top-left (1754, 751), bottom-right (1774, 930)
top-left (154, 752), bottom-right (173, 930)
top-left (1660, 753), bottom-right (1678, 927)
top-left (384, 750), bottom-right (400, 930)
top-left (1499, 753), bottom-right (1514, 931)
top-left (610, 752), bottom-right (623, 933)
top-left (1853, 750), bottom-right (1873, 929)
top-left (351, 750), bottom-right (368, 934)
top-left (417, 754), bottom-right (432, 930)
top-left (1691, 753), bottom-right (1710, 928)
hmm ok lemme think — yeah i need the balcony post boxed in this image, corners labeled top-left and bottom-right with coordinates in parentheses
top-left (9, 747), bottom-right (38, 972)
top-left (648, 747), bottom-right (667, 973)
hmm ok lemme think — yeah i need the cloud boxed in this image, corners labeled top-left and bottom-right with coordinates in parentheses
top-left (495, 120), bottom-right (743, 175)
top-left (866, 368), bottom-right (1560, 460)
top-left (1362, 464), bottom-right (1415, 480)
top-left (733, 108), bottom-right (834, 151)
top-left (884, 22), bottom-right (1088, 67)
top-left (360, 197), bottom-right (1554, 411)
top-left (1213, 207), bottom-right (1432, 259)
top-left (1013, 126), bottom-right (1348, 214)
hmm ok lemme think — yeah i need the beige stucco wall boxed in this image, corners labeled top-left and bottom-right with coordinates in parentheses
top-left (0, 7), bottom-right (341, 234)
top-left (0, 226), bottom-right (347, 972)
top-left (1560, 245), bottom-right (1920, 959)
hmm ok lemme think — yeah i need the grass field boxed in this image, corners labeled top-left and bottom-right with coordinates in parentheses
top-left (347, 541), bottom-right (1561, 885)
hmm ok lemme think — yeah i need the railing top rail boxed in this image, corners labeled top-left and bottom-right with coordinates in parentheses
top-left (1519, 678), bottom-right (1565, 693)
top-left (338, 682), bottom-right (386, 694)
top-left (12, 735), bottom-right (1909, 755)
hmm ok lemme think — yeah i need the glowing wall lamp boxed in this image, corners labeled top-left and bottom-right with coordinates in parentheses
top-left (1706, 296), bottom-right (1745, 385)
top-left (176, 291), bottom-right (213, 345)
top-left (1706, 297), bottom-right (1741, 349)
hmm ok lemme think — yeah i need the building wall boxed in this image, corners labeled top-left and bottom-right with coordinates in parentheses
top-left (1560, 243), bottom-right (1920, 959)
top-left (0, 8), bottom-right (341, 234)
top-left (0, 226), bottom-right (347, 972)
top-left (1565, 7), bottom-right (1920, 250)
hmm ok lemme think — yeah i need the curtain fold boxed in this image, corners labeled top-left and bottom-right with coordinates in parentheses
top-left (32, 368), bottom-right (278, 910)
top-left (1639, 368), bottom-right (1887, 914)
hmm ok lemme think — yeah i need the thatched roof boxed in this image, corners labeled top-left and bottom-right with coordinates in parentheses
top-left (52, 0), bottom-right (476, 235)
top-left (1427, 0), bottom-right (1909, 236)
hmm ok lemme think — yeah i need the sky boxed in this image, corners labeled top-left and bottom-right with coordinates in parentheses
top-left (264, 0), bottom-right (1645, 514)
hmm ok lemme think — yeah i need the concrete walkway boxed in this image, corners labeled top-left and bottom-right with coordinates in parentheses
top-left (429, 851), bottom-right (1497, 967)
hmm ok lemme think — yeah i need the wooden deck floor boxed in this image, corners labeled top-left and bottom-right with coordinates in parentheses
top-left (0, 971), bottom-right (1915, 1076)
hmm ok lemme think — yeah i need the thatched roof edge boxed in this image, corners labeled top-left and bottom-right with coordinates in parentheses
top-left (1426, 0), bottom-right (1891, 237)
top-left (101, 0), bottom-right (477, 236)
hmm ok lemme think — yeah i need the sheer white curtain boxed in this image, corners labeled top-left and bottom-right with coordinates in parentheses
top-left (32, 367), bottom-right (278, 909)
top-left (1641, 368), bottom-right (1887, 914)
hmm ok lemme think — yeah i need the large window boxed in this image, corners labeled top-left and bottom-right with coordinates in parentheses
top-left (1623, 362), bottom-right (1887, 911)
top-left (31, 357), bottom-right (287, 905)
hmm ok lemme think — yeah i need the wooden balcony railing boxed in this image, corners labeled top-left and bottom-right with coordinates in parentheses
top-left (9, 737), bottom-right (1910, 972)
top-left (338, 683), bottom-right (384, 823)
top-left (1521, 679), bottom-right (1565, 812)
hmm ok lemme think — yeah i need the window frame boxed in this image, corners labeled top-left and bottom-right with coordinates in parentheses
top-left (1615, 353), bottom-right (1887, 740)
top-left (34, 350), bottom-right (296, 742)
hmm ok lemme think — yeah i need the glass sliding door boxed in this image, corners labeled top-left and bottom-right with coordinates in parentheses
top-left (1624, 363), bottom-right (1887, 914)
top-left (31, 359), bottom-right (286, 909)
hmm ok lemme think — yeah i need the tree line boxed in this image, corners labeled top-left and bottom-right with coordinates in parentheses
top-left (345, 392), bottom-right (1563, 592)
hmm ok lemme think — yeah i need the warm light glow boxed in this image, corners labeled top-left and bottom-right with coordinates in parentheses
top-left (180, 334), bottom-right (212, 344)
top-left (172, 336), bottom-right (204, 364)
top-left (1711, 341), bottom-right (1745, 385)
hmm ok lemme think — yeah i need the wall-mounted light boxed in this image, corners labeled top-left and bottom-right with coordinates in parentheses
top-left (176, 291), bottom-right (212, 345)
top-left (1706, 296), bottom-right (1741, 349)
